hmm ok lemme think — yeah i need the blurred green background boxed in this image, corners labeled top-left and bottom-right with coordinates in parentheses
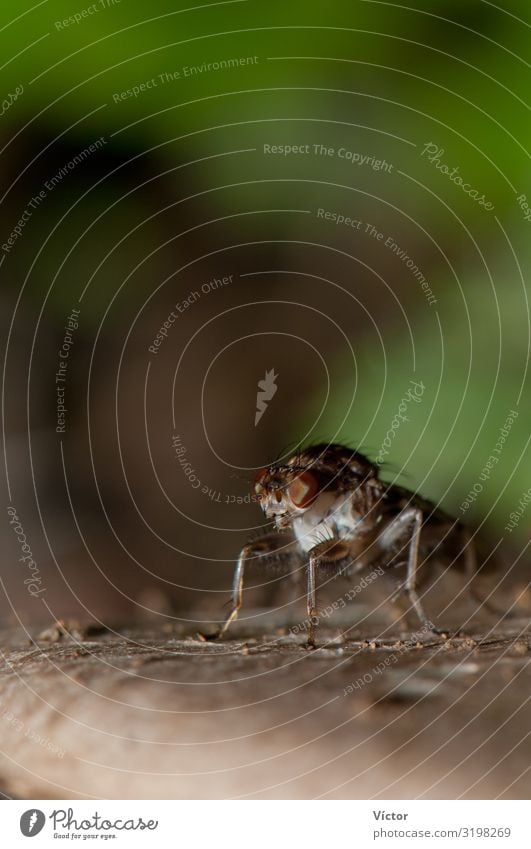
top-left (1, 0), bottom-right (530, 623)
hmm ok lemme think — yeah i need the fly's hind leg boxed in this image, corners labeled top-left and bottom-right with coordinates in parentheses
top-left (403, 509), bottom-right (436, 631)
top-left (462, 528), bottom-right (512, 619)
top-left (380, 507), bottom-right (440, 634)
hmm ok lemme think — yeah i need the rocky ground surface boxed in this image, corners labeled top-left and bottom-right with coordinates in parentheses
top-left (0, 606), bottom-right (529, 799)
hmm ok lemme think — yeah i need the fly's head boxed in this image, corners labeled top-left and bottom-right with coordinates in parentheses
top-left (252, 443), bottom-right (380, 530)
top-left (252, 465), bottom-right (320, 529)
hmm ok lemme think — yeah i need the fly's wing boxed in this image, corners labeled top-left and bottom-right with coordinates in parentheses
top-left (380, 482), bottom-right (453, 525)
top-left (380, 482), bottom-right (468, 570)
top-left (383, 487), bottom-right (504, 577)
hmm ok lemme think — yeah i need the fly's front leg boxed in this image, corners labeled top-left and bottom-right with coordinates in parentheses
top-left (380, 507), bottom-right (437, 633)
top-left (215, 533), bottom-right (291, 640)
top-left (306, 552), bottom-right (317, 648)
top-left (217, 546), bottom-right (246, 638)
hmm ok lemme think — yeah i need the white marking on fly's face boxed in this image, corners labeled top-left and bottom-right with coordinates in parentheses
top-left (293, 491), bottom-right (358, 553)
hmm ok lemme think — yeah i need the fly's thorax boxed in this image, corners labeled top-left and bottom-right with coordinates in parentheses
top-left (292, 491), bottom-right (360, 553)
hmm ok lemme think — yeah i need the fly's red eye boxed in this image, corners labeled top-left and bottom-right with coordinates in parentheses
top-left (252, 467), bottom-right (267, 494)
top-left (287, 471), bottom-right (318, 508)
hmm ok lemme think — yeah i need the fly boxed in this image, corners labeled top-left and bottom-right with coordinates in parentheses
top-left (209, 443), bottom-right (493, 647)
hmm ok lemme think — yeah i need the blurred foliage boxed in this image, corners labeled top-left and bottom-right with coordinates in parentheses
top-left (314, 252), bottom-right (530, 525)
top-left (2, 0), bottom-right (531, 202)
top-left (2, 0), bottom-right (530, 542)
